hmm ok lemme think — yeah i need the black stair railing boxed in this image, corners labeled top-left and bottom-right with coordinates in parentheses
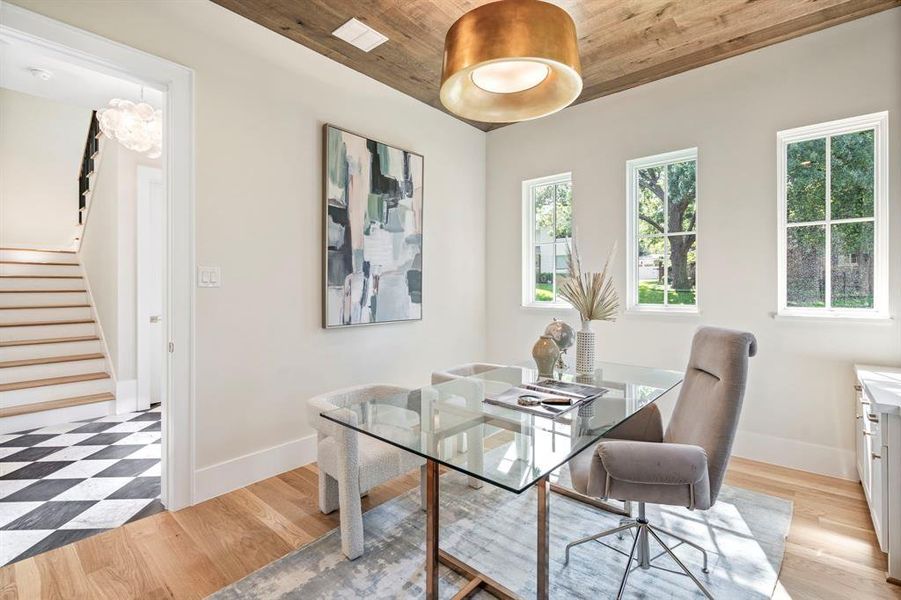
top-left (78, 111), bottom-right (100, 225)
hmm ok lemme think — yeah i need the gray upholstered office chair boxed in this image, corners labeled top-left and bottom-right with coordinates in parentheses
top-left (565, 327), bottom-right (757, 599)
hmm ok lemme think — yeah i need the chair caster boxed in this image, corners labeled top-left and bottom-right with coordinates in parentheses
top-left (702, 568), bottom-right (709, 574)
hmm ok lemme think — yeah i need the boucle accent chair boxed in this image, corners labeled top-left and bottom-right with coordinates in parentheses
top-left (565, 327), bottom-right (757, 599)
top-left (431, 363), bottom-right (519, 489)
top-left (431, 363), bottom-right (503, 455)
top-left (308, 384), bottom-right (425, 560)
top-left (431, 362), bottom-right (507, 385)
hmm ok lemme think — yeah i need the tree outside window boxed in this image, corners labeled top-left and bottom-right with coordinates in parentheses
top-left (778, 112), bottom-right (887, 318)
top-left (627, 149), bottom-right (698, 311)
top-left (523, 174), bottom-right (572, 306)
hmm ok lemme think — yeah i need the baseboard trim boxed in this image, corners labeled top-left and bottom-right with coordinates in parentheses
top-left (0, 397), bottom-right (114, 434)
top-left (191, 429), bottom-right (854, 505)
top-left (115, 379), bottom-right (137, 413)
top-left (733, 429), bottom-right (857, 481)
top-left (194, 434), bottom-right (317, 503)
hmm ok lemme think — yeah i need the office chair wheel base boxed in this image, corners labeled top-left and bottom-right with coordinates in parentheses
top-left (565, 511), bottom-right (714, 600)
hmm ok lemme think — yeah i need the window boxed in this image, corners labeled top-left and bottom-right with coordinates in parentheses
top-left (777, 113), bottom-right (888, 318)
top-left (626, 148), bottom-right (698, 312)
top-left (522, 173), bottom-right (572, 307)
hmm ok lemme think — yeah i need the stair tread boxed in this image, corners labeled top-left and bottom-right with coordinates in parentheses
top-left (0, 305), bottom-right (90, 310)
top-left (0, 290), bottom-right (87, 293)
top-left (0, 371), bottom-right (110, 392)
top-left (0, 275), bottom-right (83, 279)
top-left (0, 260), bottom-right (79, 266)
top-left (0, 319), bottom-right (94, 327)
top-left (0, 392), bottom-right (115, 418)
top-left (0, 335), bottom-right (99, 347)
top-left (0, 353), bottom-right (105, 369)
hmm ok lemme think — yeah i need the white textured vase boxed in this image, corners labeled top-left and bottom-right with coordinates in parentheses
top-left (576, 320), bottom-right (596, 375)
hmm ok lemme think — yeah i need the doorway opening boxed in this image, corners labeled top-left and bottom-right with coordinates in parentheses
top-left (0, 3), bottom-right (194, 566)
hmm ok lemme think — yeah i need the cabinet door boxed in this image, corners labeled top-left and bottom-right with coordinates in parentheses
top-left (869, 418), bottom-right (885, 551)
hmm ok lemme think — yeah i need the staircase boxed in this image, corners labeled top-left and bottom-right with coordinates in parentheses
top-left (0, 248), bottom-right (115, 433)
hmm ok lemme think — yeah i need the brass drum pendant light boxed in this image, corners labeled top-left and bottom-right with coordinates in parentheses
top-left (440, 0), bottom-right (582, 123)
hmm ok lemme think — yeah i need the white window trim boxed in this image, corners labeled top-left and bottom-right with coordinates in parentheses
top-left (521, 172), bottom-right (572, 309)
top-left (776, 112), bottom-right (889, 319)
top-left (625, 147), bottom-right (700, 314)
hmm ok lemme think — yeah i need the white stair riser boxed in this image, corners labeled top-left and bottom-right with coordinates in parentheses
top-left (0, 376), bottom-right (112, 408)
top-left (0, 358), bottom-right (107, 384)
top-left (0, 306), bottom-right (92, 323)
top-left (0, 277), bottom-right (84, 290)
top-left (0, 339), bottom-right (101, 362)
top-left (0, 399), bottom-right (114, 435)
top-left (0, 263), bottom-right (82, 277)
top-left (0, 292), bottom-right (88, 307)
top-left (0, 322), bottom-right (96, 341)
top-left (0, 250), bottom-right (77, 263)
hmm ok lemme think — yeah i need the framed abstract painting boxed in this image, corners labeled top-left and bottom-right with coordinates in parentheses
top-left (323, 124), bottom-right (424, 328)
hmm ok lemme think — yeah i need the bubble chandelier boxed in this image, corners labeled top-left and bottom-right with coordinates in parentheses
top-left (97, 98), bottom-right (162, 159)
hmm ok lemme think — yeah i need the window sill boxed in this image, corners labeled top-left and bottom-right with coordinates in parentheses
top-left (522, 302), bottom-right (574, 311)
top-left (624, 306), bottom-right (700, 318)
top-left (773, 311), bottom-right (893, 324)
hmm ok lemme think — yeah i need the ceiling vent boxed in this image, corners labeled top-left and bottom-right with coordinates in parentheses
top-left (332, 18), bottom-right (388, 52)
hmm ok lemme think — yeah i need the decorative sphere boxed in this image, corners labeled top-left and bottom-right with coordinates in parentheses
top-left (544, 319), bottom-right (575, 351)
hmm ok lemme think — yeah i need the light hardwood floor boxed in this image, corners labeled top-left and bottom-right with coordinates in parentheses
top-left (0, 458), bottom-right (898, 599)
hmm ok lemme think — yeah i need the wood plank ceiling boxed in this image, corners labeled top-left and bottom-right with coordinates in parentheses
top-left (212, 0), bottom-right (900, 131)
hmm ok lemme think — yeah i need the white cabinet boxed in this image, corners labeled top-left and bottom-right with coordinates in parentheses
top-left (855, 365), bottom-right (901, 584)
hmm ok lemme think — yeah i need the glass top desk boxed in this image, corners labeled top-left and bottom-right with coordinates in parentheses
top-left (321, 361), bottom-right (682, 600)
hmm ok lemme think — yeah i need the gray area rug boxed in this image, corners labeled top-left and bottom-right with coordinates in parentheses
top-left (211, 470), bottom-right (791, 599)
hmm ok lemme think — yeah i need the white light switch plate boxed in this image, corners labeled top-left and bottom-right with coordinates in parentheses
top-left (197, 266), bottom-right (221, 288)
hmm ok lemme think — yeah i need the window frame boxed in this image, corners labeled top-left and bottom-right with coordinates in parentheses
top-left (625, 147), bottom-right (700, 314)
top-left (776, 112), bottom-right (889, 319)
top-left (521, 172), bottom-right (573, 309)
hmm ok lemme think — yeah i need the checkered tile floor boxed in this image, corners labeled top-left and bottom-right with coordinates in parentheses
top-left (0, 405), bottom-right (164, 566)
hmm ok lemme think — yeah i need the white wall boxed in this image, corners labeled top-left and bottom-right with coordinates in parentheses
top-left (10, 0), bottom-right (487, 494)
top-left (80, 140), bottom-right (159, 387)
top-left (0, 88), bottom-right (90, 249)
top-left (485, 10), bottom-right (901, 479)
top-left (80, 138), bottom-right (120, 376)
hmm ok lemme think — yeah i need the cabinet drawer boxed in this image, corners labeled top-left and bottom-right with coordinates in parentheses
top-left (857, 384), bottom-right (872, 489)
top-left (860, 388), bottom-right (882, 448)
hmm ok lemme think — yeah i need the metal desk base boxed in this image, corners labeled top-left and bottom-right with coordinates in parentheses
top-left (425, 460), bottom-right (550, 600)
top-left (424, 464), bottom-right (630, 599)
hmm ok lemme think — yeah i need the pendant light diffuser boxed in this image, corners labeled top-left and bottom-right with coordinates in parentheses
top-left (440, 0), bottom-right (582, 123)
